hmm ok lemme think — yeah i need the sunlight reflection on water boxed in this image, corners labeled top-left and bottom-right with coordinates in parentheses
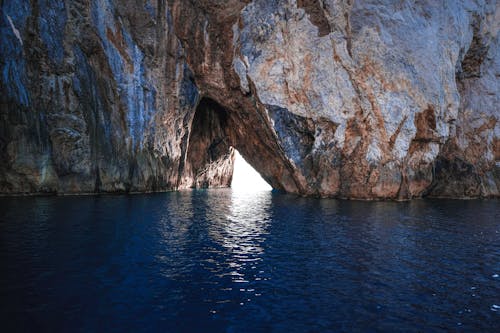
top-left (207, 191), bottom-right (272, 286)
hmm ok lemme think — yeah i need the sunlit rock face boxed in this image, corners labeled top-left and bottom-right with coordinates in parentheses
top-left (0, 0), bottom-right (498, 199)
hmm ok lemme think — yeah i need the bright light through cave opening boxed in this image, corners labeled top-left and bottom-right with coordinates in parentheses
top-left (231, 150), bottom-right (272, 192)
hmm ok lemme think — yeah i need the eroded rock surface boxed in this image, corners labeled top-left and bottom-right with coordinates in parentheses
top-left (1, 0), bottom-right (499, 199)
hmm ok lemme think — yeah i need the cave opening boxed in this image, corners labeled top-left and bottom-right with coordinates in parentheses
top-left (231, 149), bottom-right (273, 192)
top-left (183, 97), bottom-right (272, 192)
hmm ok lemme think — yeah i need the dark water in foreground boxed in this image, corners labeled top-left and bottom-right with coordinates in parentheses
top-left (0, 190), bottom-right (499, 332)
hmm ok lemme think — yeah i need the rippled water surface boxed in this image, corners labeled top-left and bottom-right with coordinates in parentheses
top-left (1, 190), bottom-right (499, 332)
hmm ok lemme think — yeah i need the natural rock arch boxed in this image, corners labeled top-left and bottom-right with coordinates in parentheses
top-left (179, 96), bottom-right (301, 194)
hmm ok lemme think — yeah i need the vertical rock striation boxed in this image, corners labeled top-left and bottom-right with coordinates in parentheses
top-left (0, 0), bottom-right (499, 199)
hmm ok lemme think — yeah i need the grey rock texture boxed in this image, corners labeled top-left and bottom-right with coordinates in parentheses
top-left (0, 0), bottom-right (499, 199)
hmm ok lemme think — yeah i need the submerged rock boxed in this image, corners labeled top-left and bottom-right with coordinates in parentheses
top-left (0, 0), bottom-right (498, 199)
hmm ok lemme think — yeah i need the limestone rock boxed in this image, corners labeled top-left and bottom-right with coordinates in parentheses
top-left (0, 0), bottom-right (498, 199)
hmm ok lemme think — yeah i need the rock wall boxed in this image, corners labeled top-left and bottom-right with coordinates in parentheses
top-left (1, 0), bottom-right (499, 199)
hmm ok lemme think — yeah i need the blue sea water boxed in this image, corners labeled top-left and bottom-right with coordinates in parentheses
top-left (0, 190), bottom-right (499, 332)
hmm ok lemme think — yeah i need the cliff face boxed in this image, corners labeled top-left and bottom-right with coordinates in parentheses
top-left (1, 0), bottom-right (499, 199)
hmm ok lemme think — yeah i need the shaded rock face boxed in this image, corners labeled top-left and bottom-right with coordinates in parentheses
top-left (0, 0), bottom-right (498, 199)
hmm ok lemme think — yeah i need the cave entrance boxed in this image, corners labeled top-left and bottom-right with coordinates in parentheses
top-left (183, 97), bottom-right (272, 192)
top-left (231, 149), bottom-right (272, 192)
